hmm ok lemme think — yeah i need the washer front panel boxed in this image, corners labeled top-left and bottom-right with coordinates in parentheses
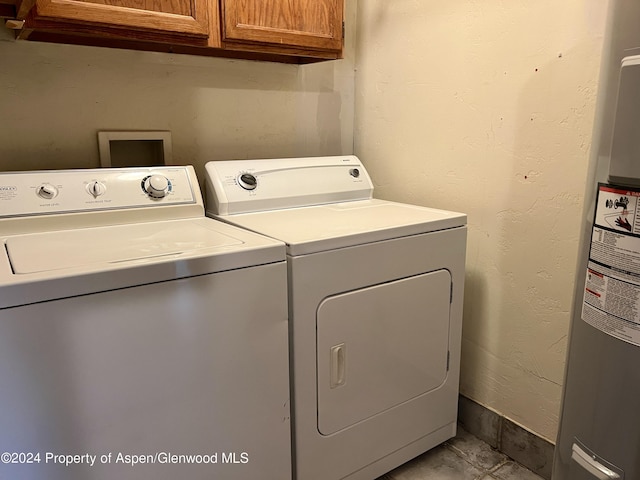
top-left (0, 263), bottom-right (291, 480)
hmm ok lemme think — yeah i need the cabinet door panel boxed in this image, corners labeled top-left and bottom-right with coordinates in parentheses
top-left (35, 0), bottom-right (209, 37)
top-left (78, 0), bottom-right (190, 17)
top-left (222, 0), bottom-right (342, 51)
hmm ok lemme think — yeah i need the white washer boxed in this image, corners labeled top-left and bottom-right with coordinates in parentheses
top-left (205, 155), bottom-right (467, 480)
top-left (0, 166), bottom-right (291, 480)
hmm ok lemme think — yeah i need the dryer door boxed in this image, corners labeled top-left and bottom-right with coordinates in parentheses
top-left (316, 269), bottom-right (451, 435)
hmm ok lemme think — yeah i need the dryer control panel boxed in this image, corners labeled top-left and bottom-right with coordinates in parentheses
top-left (0, 166), bottom-right (198, 218)
top-left (205, 155), bottom-right (374, 216)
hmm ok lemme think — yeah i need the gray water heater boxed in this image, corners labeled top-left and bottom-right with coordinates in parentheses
top-left (553, 2), bottom-right (640, 479)
top-left (609, 57), bottom-right (640, 186)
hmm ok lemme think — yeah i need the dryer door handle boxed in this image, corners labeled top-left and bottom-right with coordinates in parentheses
top-left (330, 343), bottom-right (346, 389)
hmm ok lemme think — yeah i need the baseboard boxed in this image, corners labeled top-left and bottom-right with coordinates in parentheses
top-left (457, 395), bottom-right (554, 480)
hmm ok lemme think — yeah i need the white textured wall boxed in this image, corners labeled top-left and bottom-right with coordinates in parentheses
top-left (355, 1), bottom-right (608, 441)
top-left (0, 1), bottom-right (357, 182)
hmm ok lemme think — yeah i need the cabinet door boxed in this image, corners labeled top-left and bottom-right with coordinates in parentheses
top-left (221, 0), bottom-right (342, 51)
top-left (33, 0), bottom-right (209, 37)
top-left (316, 270), bottom-right (452, 435)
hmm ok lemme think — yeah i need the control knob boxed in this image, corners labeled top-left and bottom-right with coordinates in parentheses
top-left (143, 175), bottom-right (171, 198)
top-left (36, 183), bottom-right (58, 200)
top-left (86, 181), bottom-right (106, 198)
top-left (238, 173), bottom-right (257, 191)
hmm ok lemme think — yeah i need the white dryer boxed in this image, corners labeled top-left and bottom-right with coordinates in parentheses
top-left (0, 166), bottom-right (291, 480)
top-left (205, 155), bottom-right (467, 480)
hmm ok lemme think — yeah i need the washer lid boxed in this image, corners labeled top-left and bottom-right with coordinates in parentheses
top-left (221, 199), bottom-right (467, 256)
top-left (0, 217), bottom-right (285, 309)
top-left (6, 220), bottom-right (245, 274)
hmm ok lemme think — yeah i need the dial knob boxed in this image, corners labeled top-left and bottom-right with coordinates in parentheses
top-left (86, 181), bottom-right (106, 198)
top-left (36, 183), bottom-right (58, 200)
top-left (143, 175), bottom-right (171, 198)
top-left (238, 173), bottom-right (257, 191)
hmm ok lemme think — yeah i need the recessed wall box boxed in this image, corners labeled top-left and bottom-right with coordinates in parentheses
top-left (98, 131), bottom-right (172, 167)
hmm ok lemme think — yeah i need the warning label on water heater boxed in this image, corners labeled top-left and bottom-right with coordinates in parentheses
top-left (582, 183), bottom-right (640, 346)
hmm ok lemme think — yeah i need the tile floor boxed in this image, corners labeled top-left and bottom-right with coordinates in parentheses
top-left (376, 426), bottom-right (545, 480)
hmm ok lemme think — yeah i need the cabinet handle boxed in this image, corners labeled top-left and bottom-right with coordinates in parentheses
top-left (330, 343), bottom-right (346, 389)
top-left (571, 443), bottom-right (621, 480)
top-left (5, 20), bottom-right (25, 30)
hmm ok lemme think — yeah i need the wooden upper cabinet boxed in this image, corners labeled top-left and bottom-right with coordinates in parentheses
top-left (221, 0), bottom-right (343, 52)
top-left (7, 0), bottom-right (344, 62)
top-left (32, 0), bottom-right (209, 37)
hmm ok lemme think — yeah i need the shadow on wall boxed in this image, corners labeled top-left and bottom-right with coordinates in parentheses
top-left (0, 24), bottom-right (353, 177)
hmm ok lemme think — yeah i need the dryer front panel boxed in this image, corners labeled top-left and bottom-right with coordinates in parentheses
top-left (287, 226), bottom-right (467, 480)
top-left (316, 270), bottom-right (451, 435)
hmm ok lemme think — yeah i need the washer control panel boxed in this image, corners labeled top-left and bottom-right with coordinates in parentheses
top-left (0, 166), bottom-right (197, 218)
